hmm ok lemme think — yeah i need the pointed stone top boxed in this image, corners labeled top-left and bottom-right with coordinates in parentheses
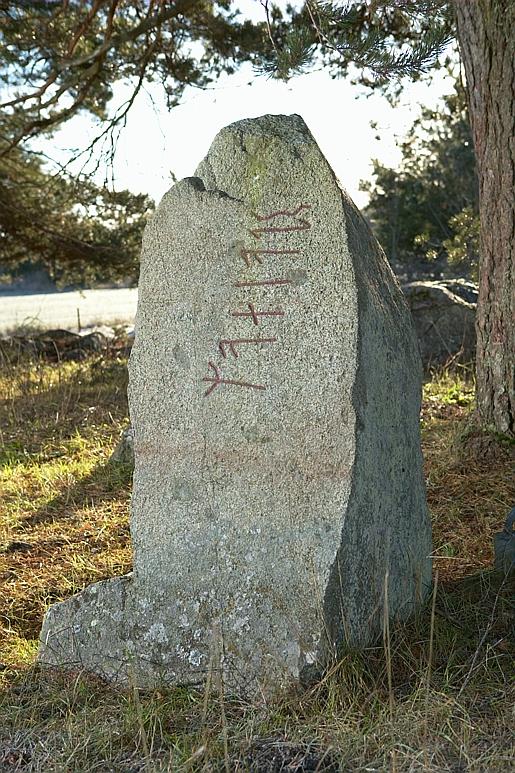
top-left (215, 113), bottom-right (310, 140)
top-left (194, 112), bottom-right (334, 207)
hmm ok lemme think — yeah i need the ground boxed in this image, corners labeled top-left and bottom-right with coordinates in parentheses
top-left (0, 345), bottom-right (513, 771)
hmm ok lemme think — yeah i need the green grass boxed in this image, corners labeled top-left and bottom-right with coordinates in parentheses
top-left (423, 367), bottom-right (475, 410)
top-left (0, 351), bottom-right (513, 771)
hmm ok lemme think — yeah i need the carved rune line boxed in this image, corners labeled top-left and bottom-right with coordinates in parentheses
top-left (219, 338), bottom-right (277, 359)
top-left (240, 248), bottom-right (300, 267)
top-left (202, 361), bottom-right (266, 397)
top-left (249, 203), bottom-right (312, 238)
top-left (254, 204), bottom-right (312, 221)
top-left (230, 303), bottom-right (284, 325)
top-left (233, 278), bottom-right (292, 288)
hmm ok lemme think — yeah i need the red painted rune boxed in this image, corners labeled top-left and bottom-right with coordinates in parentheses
top-left (202, 361), bottom-right (266, 397)
top-left (231, 303), bottom-right (284, 325)
top-left (219, 337), bottom-right (277, 359)
top-left (255, 204), bottom-right (311, 221)
top-left (233, 278), bottom-right (292, 288)
top-left (240, 248), bottom-right (300, 266)
top-left (250, 203), bottom-right (312, 238)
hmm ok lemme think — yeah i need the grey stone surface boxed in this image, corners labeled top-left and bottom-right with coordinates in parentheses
top-left (110, 424), bottom-right (135, 465)
top-left (402, 281), bottom-right (476, 367)
top-left (39, 114), bottom-right (431, 693)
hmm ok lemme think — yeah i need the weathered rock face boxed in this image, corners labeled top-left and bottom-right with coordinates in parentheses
top-left (110, 424), bottom-right (135, 465)
top-left (402, 281), bottom-right (476, 367)
top-left (39, 114), bottom-right (431, 693)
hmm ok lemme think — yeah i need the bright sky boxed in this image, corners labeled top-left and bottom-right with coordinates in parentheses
top-left (45, 1), bottom-right (456, 210)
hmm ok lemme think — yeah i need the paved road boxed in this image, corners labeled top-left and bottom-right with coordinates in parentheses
top-left (0, 288), bottom-right (138, 334)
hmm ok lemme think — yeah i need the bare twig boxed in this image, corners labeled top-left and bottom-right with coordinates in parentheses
top-left (260, 0), bottom-right (279, 56)
top-left (423, 571), bottom-right (439, 767)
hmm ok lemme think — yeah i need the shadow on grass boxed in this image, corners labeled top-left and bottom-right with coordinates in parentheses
top-left (0, 354), bottom-right (128, 464)
top-left (431, 570), bottom-right (514, 676)
top-left (20, 459), bottom-right (133, 529)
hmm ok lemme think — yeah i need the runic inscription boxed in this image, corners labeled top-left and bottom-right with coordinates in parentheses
top-left (201, 204), bottom-right (312, 397)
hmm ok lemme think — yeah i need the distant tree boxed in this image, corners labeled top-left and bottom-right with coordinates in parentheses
top-left (442, 206), bottom-right (480, 276)
top-left (0, 146), bottom-right (152, 286)
top-left (362, 78), bottom-right (479, 278)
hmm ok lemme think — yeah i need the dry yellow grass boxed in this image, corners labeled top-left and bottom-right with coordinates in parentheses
top-left (0, 353), bottom-right (133, 668)
top-left (0, 351), bottom-right (513, 771)
top-left (421, 369), bottom-right (514, 582)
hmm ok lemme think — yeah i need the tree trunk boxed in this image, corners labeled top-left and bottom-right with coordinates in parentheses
top-left (454, 0), bottom-right (514, 435)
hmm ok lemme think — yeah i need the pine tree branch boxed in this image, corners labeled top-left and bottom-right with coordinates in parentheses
top-left (0, 0), bottom-right (107, 110)
top-left (260, 0), bottom-right (453, 80)
top-left (56, 1), bottom-right (196, 72)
